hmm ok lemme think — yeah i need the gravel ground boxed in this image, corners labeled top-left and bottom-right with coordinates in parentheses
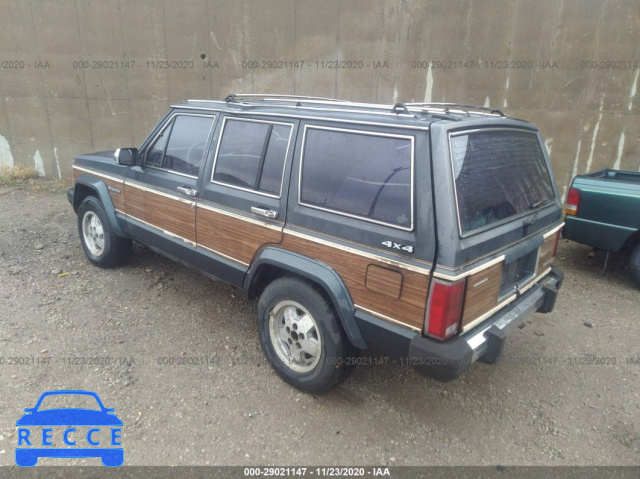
top-left (0, 183), bottom-right (638, 467)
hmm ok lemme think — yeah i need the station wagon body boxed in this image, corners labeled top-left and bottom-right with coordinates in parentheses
top-left (68, 95), bottom-right (564, 392)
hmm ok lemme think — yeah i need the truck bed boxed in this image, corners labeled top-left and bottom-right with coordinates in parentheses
top-left (584, 168), bottom-right (640, 185)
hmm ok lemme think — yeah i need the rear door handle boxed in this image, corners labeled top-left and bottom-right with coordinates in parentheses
top-left (251, 206), bottom-right (278, 219)
top-left (177, 186), bottom-right (198, 197)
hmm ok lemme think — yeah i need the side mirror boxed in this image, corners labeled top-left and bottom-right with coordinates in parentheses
top-left (114, 148), bottom-right (137, 166)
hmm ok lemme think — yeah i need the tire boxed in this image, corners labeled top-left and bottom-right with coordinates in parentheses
top-left (77, 196), bottom-right (131, 268)
top-left (631, 243), bottom-right (640, 287)
top-left (257, 277), bottom-right (356, 393)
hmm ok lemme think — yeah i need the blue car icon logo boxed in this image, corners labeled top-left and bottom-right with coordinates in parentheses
top-left (16, 390), bottom-right (123, 467)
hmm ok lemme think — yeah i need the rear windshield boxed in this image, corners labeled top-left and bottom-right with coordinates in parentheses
top-left (450, 129), bottom-right (555, 235)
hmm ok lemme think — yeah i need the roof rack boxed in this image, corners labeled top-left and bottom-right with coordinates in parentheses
top-left (224, 93), bottom-right (349, 103)
top-left (405, 102), bottom-right (506, 117)
top-left (208, 94), bottom-right (507, 119)
top-left (221, 93), bottom-right (418, 117)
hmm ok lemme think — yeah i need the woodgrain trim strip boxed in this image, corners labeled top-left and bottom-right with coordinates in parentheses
top-left (461, 293), bottom-right (518, 332)
top-left (127, 213), bottom-right (196, 246)
top-left (125, 180), bottom-right (196, 206)
top-left (433, 255), bottom-right (506, 281)
top-left (197, 201), bottom-right (282, 231)
top-left (460, 265), bottom-right (554, 333)
top-left (124, 183), bottom-right (196, 244)
top-left (72, 165), bottom-right (124, 184)
top-left (72, 166), bottom-right (125, 211)
top-left (196, 205), bottom-right (282, 266)
top-left (354, 305), bottom-right (421, 332)
top-left (284, 228), bottom-right (432, 275)
top-left (281, 232), bottom-right (429, 330)
top-left (461, 262), bottom-right (502, 330)
top-left (536, 233), bottom-right (556, 275)
top-left (291, 224), bottom-right (433, 266)
top-left (198, 243), bottom-right (250, 266)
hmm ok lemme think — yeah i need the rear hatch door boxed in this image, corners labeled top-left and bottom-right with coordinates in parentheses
top-left (429, 118), bottom-right (563, 332)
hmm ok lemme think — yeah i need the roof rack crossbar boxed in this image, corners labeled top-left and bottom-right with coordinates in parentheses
top-left (405, 102), bottom-right (505, 117)
top-left (222, 94), bottom-right (419, 117)
top-left (206, 96), bottom-right (507, 119)
top-left (225, 93), bottom-right (349, 103)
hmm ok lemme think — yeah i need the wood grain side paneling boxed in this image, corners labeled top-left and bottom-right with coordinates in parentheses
top-left (124, 184), bottom-right (196, 243)
top-left (72, 167), bottom-right (125, 212)
top-left (281, 233), bottom-right (429, 330)
top-left (105, 178), bottom-right (125, 212)
top-left (366, 265), bottom-right (403, 299)
top-left (461, 262), bottom-right (502, 328)
top-left (196, 206), bottom-right (282, 265)
top-left (537, 234), bottom-right (556, 273)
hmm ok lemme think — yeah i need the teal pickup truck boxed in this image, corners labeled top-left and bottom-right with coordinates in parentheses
top-left (563, 168), bottom-right (640, 286)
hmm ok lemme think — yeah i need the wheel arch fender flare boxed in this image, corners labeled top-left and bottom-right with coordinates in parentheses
top-left (245, 247), bottom-right (367, 349)
top-left (73, 174), bottom-right (127, 238)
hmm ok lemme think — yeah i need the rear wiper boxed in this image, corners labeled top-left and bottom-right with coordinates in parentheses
top-left (523, 198), bottom-right (550, 231)
top-left (529, 199), bottom-right (547, 210)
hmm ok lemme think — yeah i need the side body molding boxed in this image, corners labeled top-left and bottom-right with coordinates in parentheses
top-left (244, 247), bottom-right (367, 349)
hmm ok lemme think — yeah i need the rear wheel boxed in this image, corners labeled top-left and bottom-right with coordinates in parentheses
top-left (257, 277), bottom-right (356, 393)
top-left (77, 196), bottom-right (131, 268)
top-left (631, 244), bottom-right (640, 287)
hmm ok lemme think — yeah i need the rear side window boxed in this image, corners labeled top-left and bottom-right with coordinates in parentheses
top-left (450, 129), bottom-right (556, 235)
top-left (212, 118), bottom-right (292, 196)
top-left (300, 127), bottom-right (413, 229)
top-left (145, 115), bottom-right (215, 177)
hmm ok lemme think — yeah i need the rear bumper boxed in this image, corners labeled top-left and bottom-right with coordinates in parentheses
top-left (67, 187), bottom-right (74, 206)
top-left (356, 266), bottom-right (563, 382)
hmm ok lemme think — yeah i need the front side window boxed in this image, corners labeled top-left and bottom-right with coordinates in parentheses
top-left (300, 127), bottom-right (413, 229)
top-left (145, 115), bottom-right (215, 177)
top-left (212, 118), bottom-right (292, 196)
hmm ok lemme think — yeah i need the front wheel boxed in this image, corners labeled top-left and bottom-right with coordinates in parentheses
top-left (77, 196), bottom-right (131, 268)
top-left (257, 277), bottom-right (356, 393)
top-left (631, 243), bottom-right (640, 287)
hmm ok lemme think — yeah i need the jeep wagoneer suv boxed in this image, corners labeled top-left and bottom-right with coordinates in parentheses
top-left (68, 94), bottom-right (564, 392)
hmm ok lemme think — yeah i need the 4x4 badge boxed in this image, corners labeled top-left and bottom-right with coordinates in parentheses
top-left (381, 241), bottom-right (414, 254)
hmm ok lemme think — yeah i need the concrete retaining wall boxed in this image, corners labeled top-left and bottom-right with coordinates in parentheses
top-left (1, 0), bottom-right (639, 197)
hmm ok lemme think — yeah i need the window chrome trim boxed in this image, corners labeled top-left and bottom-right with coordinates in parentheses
top-left (143, 164), bottom-right (199, 180)
top-left (298, 124), bottom-right (415, 232)
top-left (143, 112), bottom-right (217, 178)
top-left (447, 127), bottom-right (557, 239)
top-left (209, 116), bottom-right (294, 199)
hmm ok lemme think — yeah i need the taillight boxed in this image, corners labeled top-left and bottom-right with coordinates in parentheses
top-left (564, 187), bottom-right (581, 216)
top-left (552, 230), bottom-right (561, 257)
top-left (425, 278), bottom-right (466, 340)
